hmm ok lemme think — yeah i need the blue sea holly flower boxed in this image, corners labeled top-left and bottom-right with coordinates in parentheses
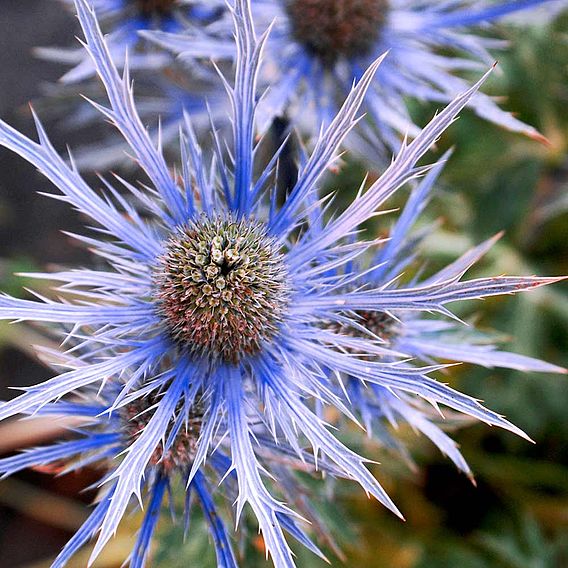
top-left (0, 388), bottom-right (238, 568)
top-left (147, 0), bottom-right (564, 158)
top-left (0, 1), bottom-right (564, 566)
top-left (34, 0), bottom-right (229, 171)
top-left (38, 0), bottom-right (227, 83)
top-left (0, 380), bottom-right (334, 567)
top-left (316, 156), bottom-right (566, 477)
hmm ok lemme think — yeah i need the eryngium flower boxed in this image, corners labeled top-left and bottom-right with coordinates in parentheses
top-left (0, 388), bottom-right (238, 568)
top-left (34, 0), bottom-right (229, 171)
top-left (38, 0), bottom-right (226, 82)
top-left (315, 154), bottom-right (565, 476)
top-left (147, 0), bottom-right (563, 158)
top-left (0, 380), bottom-right (334, 567)
top-left (0, 0), bottom-right (564, 566)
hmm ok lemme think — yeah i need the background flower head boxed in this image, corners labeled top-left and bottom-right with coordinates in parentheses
top-left (312, 152), bottom-right (565, 478)
top-left (148, 0), bottom-right (563, 161)
top-left (40, 0), bottom-right (227, 82)
top-left (31, 0), bottom-right (230, 171)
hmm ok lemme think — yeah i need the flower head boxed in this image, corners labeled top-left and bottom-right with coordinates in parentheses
top-left (0, 1), bottom-right (564, 566)
top-left (157, 215), bottom-right (290, 362)
top-left (33, 0), bottom-right (229, 171)
top-left (148, 0), bottom-right (563, 160)
top-left (0, 359), bottom-right (332, 567)
top-left (40, 0), bottom-right (226, 82)
top-left (0, 382), bottom-right (238, 568)
top-left (286, 0), bottom-right (389, 64)
top-left (316, 155), bottom-right (566, 476)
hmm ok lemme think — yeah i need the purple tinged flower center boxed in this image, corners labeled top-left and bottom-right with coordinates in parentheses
top-left (286, 0), bottom-right (388, 64)
top-left (122, 397), bottom-right (203, 474)
top-left (136, 0), bottom-right (176, 16)
top-left (156, 216), bottom-right (290, 363)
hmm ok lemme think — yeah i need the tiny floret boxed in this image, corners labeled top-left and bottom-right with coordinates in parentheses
top-left (156, 215), bottom-right (290, 362)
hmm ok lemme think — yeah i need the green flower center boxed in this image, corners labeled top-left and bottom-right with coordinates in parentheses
top-left (157, 216), bottom-right (290, 363)
top-left (286, 0), bottom-right (389, 65)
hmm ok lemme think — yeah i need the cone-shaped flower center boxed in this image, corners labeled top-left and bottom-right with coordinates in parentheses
top-left (136, 0), bottom-right (176, 16)
top-left (122, 397), bottom-right (203, 474)
top-left (286, 0), bottom-right (388, 64)
top-left (157, 216), bottom-right (289, 363)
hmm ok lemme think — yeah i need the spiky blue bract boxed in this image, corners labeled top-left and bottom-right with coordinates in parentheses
top-left (0, 1), bottom-right (564, 567)
top-left (147, 0), bottom-right (565, 161)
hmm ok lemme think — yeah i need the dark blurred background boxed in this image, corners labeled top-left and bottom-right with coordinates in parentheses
top-left (0, 2), bottom-right (89, 566)
top-left (0, 2), bottom-right (567, 567)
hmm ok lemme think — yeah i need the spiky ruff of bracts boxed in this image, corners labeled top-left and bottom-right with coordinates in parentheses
top-left (146, 0), bottom-right (562, 160)
top-left (156, 216), bottom-right (289, 362)
top-left (286, 0), bottom-right (389, 64)
top-left (0, 1), bottom-right (565, 567)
